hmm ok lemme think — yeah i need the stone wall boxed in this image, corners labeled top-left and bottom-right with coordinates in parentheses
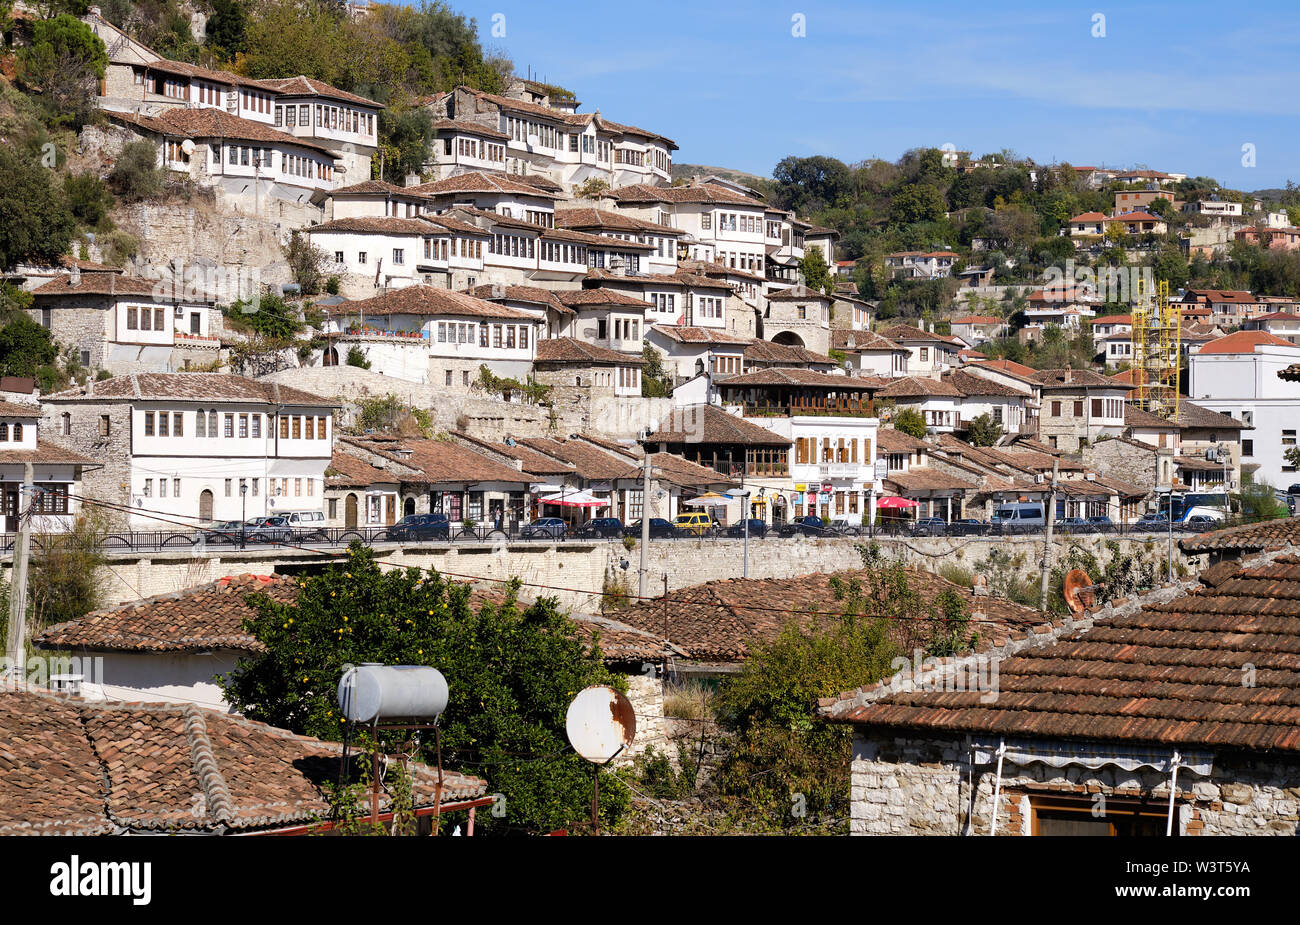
top-left (1083, 437), bottom-right (1161, 492)
top-left (40, 399), bottom-right (135, 528)
top-left (849, 732), bottom-right (1300, 836)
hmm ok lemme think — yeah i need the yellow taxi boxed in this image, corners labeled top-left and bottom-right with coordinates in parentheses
top-left (673, 512), bottom-right (715, 536)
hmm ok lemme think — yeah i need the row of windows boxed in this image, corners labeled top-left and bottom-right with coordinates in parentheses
top-left (490, 234), bottom-right (534, 259)
top-left (698, 296), bottom-right (724, 319)
top-left (649, 293), bottom-right (677, 313)
top-left (614, 148), bottom-right (644, 166)
top-left (0, 422), bottom-right (25, 442)
top-left (793, 437), bottom-right (873, 464)
top-left (718, 251), bottom-right (763, 273)
top-left (449, 137), bottom-right (505, 162)
top-left (612, 318), bottom-right (640, 341)
top-left (1048, 399), bottom-right (1124, 419)
top-left (273, 103), bottom-right (373, 136)
top-left (541, 241), bottom-right (588, 265)
top-left (126, 306), bottom-right (168, 332)
top-left (138, 476), bottom-right (317, 499)
top-left (435, 322), bottom-right (532, 350)
top-left (702, 212), bottom-right (763, 234)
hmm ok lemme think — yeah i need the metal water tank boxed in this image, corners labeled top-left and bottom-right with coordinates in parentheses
top-left (337, 664), bottom-right (449, 723)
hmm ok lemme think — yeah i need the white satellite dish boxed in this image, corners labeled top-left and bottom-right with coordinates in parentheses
top-left (180, 138), bottom-right (195, 156)
top-left (565, 685), bottom-right (635, 764)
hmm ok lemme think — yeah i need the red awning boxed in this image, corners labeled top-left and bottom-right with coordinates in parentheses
top-left (876, 496), bottom-right (920, 509)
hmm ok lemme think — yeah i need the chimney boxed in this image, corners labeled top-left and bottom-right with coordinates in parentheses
top-left (69, 265), bottom-right (81, 287)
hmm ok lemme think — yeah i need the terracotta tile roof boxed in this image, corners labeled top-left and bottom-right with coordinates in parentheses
top-left (0, 438), bottom-right (98, 466)
top-left (571, 613), bottom-right (686, 662)
top-left (31, 272), bottom-right (163, 298)
top-left (878, 376), bottom-right (963, 398)
top-left (879, 323), bottom-right (960, 346)
top-left (1030, 368), bottom-right (1125, 389)
top-left (884, 467), bottom-right (977, 492)
top-left (515, 437), bottom-right (635, 481)
top-left (1182, 289), bottom-right (1258, 304)
top-left (944, 369), bottom-right (1028, 398)
top-left (966, 358), bottom-right (1038, 381)
top-left (742, 340), bottom-right (838, 367)
top-left (583, 267), bottom-right (732, 291)
top-left (830, 330), bottom-right (906, 353)
top-left (1197, 330), bottom-right (1297, 354)
top-left (1124, 405), bottom-right (1178, 430)
top-left (823, 554), bottom-right (1300, 755)
top-left (405, 171), bottom-right (562, 200)
top-left (0, 402), bottom-right (40, 417)
top-left (766, 284), bottom-right (832, 302)
top-left (465, 284), bottom-right (570, 314)
top-left (721, 367), bottom-right (882, 389)
top-left (1181, 517), bottom-right (1300, 553)
top-left (251, 75), bottom-right (383, 108)
top-left (0, 688), bottom-right (482, 834)
top-left (555, 287), bottom-right (650, 308)
top-left (534, 337), bottom-right (642, 365)
top-left (951, 315), bottom-right (1003, 324)
top-left (652, 404), bottom-right (789, 446)
top-left (324, 451), bottom-right (394, 487)
top-left (1089, 314), bottom-right (1133, 325)
top-left (431, 117), bottom-right (508, 139)
top-left (876, 427), bottom-right (929, 453)
top-left (648, 325), bottom-right (749, 346)
top-left (332, 286), bottom-right (538, 320)
top-left (636, 452), bottom-right (735, 489)
top-left (331, 179), bottom-right (409, 196)
top-left (304, 216), bottom-right (443, 235)
top-left (342, 437), bottom-right (530, 486)
top-left (612, 183), bottom-right (766, 208)
top-left (614, 569), bottom-right (1040, 662)
top-left (44, 374), bottom-right (333, 406)
top-left (449, 432), bottom-right (573, 477)
top-left (108, 108), bottom-right (335, 157)
top-left (554, 208), bottom-right (682, 236)
top-left (36, 574), bottom-right (293, 653)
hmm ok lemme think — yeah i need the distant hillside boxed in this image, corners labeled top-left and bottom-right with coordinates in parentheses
top-left (671, 162), bottom-right (770, 188)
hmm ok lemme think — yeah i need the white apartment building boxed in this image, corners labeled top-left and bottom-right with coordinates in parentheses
top-left (306, 215), bottom-right (492, 296)
top-left (1189, 331), bottom-right (1300, 489)
top-left (43, 374), bottom-right (337, 530)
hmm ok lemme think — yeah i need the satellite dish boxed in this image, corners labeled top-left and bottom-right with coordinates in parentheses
top-left (565, 685), bottom-right (635, 764)
top-left (181, 139), bottom-right (195, 156)
top-left (1063, 568), bottom-right (1099, 615)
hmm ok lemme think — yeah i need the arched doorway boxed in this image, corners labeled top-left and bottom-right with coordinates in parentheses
top-left (771, 330), bottom-right (805, 348)
top-left (199, 489), bottom-right (214, 522)
top-left (324, 346), bottom-right (339, 367)
top-left (345, 493), bottom-right (358, 529)
top-left (403, 497), bottom-right (416, 517)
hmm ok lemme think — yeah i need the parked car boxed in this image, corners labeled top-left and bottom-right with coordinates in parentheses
top-left (623, 518), bottom-right (679, 539)
top-left (520, 517), bottom-right (567, 540)
top-left (949, 518), bottom-right (988, 536)
top-left (206, 519), bottom-right (250, 543)
top-left (1135, 513), bottom-right (1170, 531)
top-left (1055, 517), bottom-right (1089, 532)
top-left (385, 513), bottom-right (450, 541)
top-left (243, 516), bottom-right (292, 544)
top-left (991, 502), bottom-right (1046, 533)
top-left (1086, 515), bottom-right (1116, 533)
top-left (673, 512), bottom-right (716, 537)
top-left (912, 517), bottom-right (948, 537)
top-left (725, 518), bottom-right (768, 538)
top-left (1183, 514), bottom-right (1219, 532)
top-left (779, 515), bottom-right (829, 537)
top-left (574, 517), bottom-right (624, 539)
top-left (825, 519), bottom-right (861, 537)
top-left (1287, 484), bottom-right (1300, 495)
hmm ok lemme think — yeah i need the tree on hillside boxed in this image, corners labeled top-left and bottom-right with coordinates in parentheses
top-left (284, 232), bottom-right (330, 295)
top-left (17, 13), bottom-right (108, 127)
top-left (0, 148), bottom-right (77, 272)
top-left (205, 0), bottom-right (249, 58)
top-left (772, 155), bottom-right (853, 214)
top-left (221, 545), bottom-right (629, 834)
top-left (800, 247), bottom-right (835, 296)
top-left (891, 407), bottom-right (927, 439)
top-left (641, 344), bottom-right (673, 397)
top-left (108, 140), bottom-right (166, 202)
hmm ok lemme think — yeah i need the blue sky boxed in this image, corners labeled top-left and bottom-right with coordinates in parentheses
top-left (457, 0), bottom-right (1300, 191)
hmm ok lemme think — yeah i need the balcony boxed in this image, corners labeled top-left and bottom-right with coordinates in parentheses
top-left (741, 398), bottom-right (874, 418)
top-left (817, 463), bottom-right (862, 479)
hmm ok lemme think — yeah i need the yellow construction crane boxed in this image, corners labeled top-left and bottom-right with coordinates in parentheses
top-left (1130, 278), bottom-right (1181, 420)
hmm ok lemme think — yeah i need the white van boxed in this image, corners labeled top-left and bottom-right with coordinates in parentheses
top-left (991, 502), bottom-right (1046, 533)
top-left (279, 510), bottom-right (326, 533)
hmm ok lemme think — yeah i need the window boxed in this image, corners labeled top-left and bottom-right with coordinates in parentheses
top-left (919, 347), bottom-right (928, 361)
top-left (100, 414), bottom-right (111, 436)
top-left (142, 479), bottom-right (152, 497)
top-left (222, 414), bottom-right (233, 438)
top-left (238, 414), bottom-right (248, 438)
top-left (251, 478), bottom-right (259, 497)
top-left (209, 410), bottom-right (217, 436)
top-left (1028, 794), bottom-right (1172, 836)
top-left (143, 412), bottom-right (154, 436)
top-left (1092, 398), bottom-right (1103, 417)
top-left (196, 410), bottom-right (205, 438)
top-left (1074, 400), bottom-right (1084, 417)
top-left (446, 370), bottom-right (453, 386)
top-left (158, 411), bottom-right (169, 437)
top-left (280, 415), bottom-right (289, 439)
top-left (1243, 439), bottom-right (1254, 457)
top-left (292, 416), bottom-right (301, 439)
top-left (127, 307), bottom-right (138, 330)
top-left (393, 248), bottom-right (404, 265)
top-left (252, 414), bottom-right (261, 438)
top-left (224, 479), bottom-right (233, 497)
top-left (1051, 401), bottom-right (1062, 417)
top-left (173, 412), bottom-right (183, 436)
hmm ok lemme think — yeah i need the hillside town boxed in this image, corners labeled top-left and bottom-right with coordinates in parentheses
top-left (0, 1), bottom-right (1298, 864)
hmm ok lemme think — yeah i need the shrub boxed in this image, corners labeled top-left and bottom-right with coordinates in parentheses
top-left (324, 275), bottom-right (340, 295)
top-left (108, 140), bottom-right (165, 202)
top-left (63, 171), bottom-right (115, 230)
top-left (345, 345), bottom-right (370, 369)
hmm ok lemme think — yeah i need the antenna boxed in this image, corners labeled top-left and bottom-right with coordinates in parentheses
top-left (565, 685), bottom-right (636, 835)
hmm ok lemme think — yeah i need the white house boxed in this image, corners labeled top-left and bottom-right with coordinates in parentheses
top-left (831, 329), bottom-right (909, 377)
top-left (42, 374), bottom-right (338, 529)
top-left (1188, 330), bottom-right (1300, 489)
top-left (0, 401), bottom-right (97, 534)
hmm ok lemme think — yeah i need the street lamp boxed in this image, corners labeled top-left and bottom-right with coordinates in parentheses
top-left (240, 482), bottom-right (248, 550)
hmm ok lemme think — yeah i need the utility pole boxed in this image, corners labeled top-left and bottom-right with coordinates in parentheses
top-left (638, 454), bottom-right (651, 599)
top-left (1038, 459), bottom-right (1059, 612)
top-left (5, 463), bottom-right (34, 677)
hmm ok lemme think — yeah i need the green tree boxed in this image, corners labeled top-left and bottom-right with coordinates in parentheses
top-left (376, 106), bottom-right (434, 182)
top-left (0, 148), bottom-right (77, 271)
top-left (891, 408), bottom-right (927, 439)
top-left (0, 311), bottom-right (59, 380)
top-left (965, 413), bottom-right (1003, 447)
top-left (63, 171), bottom-right (115, 230)
top-left (205, 0), bottom-right (248, 57)
top-left (346, 345), bottom-right (371, 369)
top-left (1237, 476), bottom-right (1288, 523)
top-left (799, 247), bottom-right (835, 296)
top-left (228, 292), bottom-right (302, 340)
top-left (284, 232), bottom-right (329, 295)
top-left (18, 14), bottom-right (108, 127)
top-left (640, 344), bottom-right (673, 397)
top-left (108, 140), bottom-right (165, 202)
top-left (220, 545), bottom-right (627, 834)
top-left (28, 509), bottom-right (108, 630)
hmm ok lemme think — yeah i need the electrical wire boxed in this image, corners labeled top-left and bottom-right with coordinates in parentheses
top-left (60, 489), bottom-right (1041, 627)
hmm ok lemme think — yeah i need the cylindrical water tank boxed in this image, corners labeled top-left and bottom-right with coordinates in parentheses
top-left (337, 665), bottom-right (449, 723)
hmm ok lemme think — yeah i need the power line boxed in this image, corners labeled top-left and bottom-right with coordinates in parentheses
top-left (60, 490), bottom-right (1046, 627)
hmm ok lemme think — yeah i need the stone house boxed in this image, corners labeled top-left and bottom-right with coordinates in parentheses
top-left (41, 373), bottom-right (338, 529)
top-left (534, 337), bottom-right (644, 398)
top-left (1031, 368), bottom-right (1128, 452)
top-left (879, 324), bottom-right (962, 379)
top-left (820, 551), bottom-right (1300, 836)
top-left (644, 325), bottom-right (750, 385)
top-left (762, 285), bottom-right (833, 356)
top-left (323, 450), bottom-right (401, 529)
top-left (0, 401), bottom-right (98, 533)
top-left (29, 270), bottom-right (219, 377)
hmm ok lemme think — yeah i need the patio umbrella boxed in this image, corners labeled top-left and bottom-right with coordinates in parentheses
top-left (538, 490), bottom-right (608, 508)
top-left (876, 496), bottom-right (919, 509)
top-left (682, 491), bottom-right (735, 506)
